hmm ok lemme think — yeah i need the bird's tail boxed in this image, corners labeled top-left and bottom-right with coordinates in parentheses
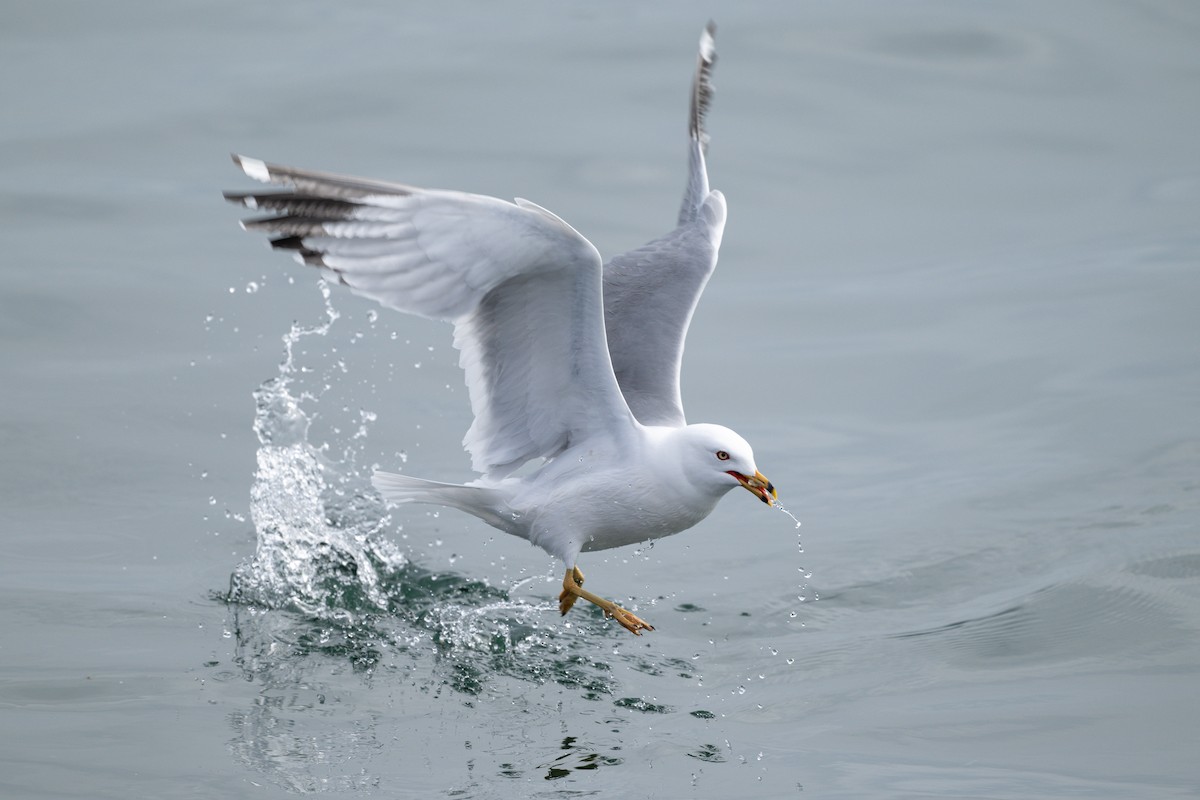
top-left (372, 471), bottom-right (516, 532)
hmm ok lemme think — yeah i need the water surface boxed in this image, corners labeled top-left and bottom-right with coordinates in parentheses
top-left (2, 2), bottom-right (1198, 797)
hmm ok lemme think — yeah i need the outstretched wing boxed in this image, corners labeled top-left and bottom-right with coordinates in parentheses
top-left (602, 22), bottom-right (727, 428)
top-left (226, 155), bottom-right (635, 477)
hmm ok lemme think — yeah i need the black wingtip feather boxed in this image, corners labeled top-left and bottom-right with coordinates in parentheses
top-left (689, 22), bottom-right (717, 149)
top-left (270, 235), bottom-right (327, 267)
top-left (269, 235), bottom-right (305, 250)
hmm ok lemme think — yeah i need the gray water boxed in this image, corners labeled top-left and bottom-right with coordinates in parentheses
top-left (3, 1), bottom-right (1198, 797)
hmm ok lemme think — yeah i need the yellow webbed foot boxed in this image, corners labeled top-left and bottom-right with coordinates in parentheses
top-left (605, 605), bottom-right (655, 635)
top-left (558, 566), bottom-right (654, 635)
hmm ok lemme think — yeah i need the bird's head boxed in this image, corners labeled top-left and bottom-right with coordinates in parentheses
top-left (677, 423), bottom-right (777, 506)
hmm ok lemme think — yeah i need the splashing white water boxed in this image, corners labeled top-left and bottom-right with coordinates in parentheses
top-left (230, 280), bottom-right (404, 618)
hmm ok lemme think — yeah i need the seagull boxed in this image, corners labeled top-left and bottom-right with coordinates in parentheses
top-left (225, 23), bottom-right (775, 635)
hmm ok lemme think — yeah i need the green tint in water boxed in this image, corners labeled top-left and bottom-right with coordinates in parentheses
top-left (613, 696), bottom-right (675, 714)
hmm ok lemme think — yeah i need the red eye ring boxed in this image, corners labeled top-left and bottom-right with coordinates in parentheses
top-left (716, 450), bottom-right (730, 461)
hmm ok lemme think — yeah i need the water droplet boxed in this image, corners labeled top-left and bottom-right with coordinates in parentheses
top-left (245, 281), bottom-right (259, 293)
top-left (774, 502), bottom-right (802, 528)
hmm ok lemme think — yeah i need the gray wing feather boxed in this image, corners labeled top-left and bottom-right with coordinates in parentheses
top-left (603, 22), bottom-right (727, 427)
top-left (227, 157), bottom-right (635, 477)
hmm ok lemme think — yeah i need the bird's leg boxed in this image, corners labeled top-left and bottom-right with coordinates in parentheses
top-left (558, 565), bottom-right (585, 615)
top-left (559, 566), bottom-right (655, 635)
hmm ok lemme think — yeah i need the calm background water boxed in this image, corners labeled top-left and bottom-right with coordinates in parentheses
top-left (3, 1), bottom-right (1198, 798)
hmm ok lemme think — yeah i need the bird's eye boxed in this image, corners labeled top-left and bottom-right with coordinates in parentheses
top-left (715, 450), bottom-right (730, 461)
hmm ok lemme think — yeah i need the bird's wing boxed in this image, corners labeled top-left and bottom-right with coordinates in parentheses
top-left (602, 22), bottom-right (727, 428)
top-left (226, 155), bottom-right (636, 477)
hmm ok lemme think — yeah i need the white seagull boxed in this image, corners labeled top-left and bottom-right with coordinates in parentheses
top-left (225, 23), bottom-right (775, 634)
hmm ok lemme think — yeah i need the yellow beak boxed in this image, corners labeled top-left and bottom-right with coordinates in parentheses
top-left (730, 470), bottom-right (777, 506)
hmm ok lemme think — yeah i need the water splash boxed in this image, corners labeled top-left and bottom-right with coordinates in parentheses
top-left (220, 281), bottom-right (629, 700)
top-left (228, 280), bottom-right (403, 618)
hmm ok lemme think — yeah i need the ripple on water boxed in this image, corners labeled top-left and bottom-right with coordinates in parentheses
top-left (868, 27), bottom-right (1040, 65)
top-left (1126, 552), bottom-right (1200, 580)
top-left (892, 581), bottom-right (1184, 669)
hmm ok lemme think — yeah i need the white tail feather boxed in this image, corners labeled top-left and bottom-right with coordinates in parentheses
top-left (371, 471), bottom-right (517, 533)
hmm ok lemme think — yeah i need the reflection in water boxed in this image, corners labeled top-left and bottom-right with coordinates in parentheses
top-left (217, 286), bottom-right (701, 790)
top-left (537, 736), bottom-right (624, 782)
